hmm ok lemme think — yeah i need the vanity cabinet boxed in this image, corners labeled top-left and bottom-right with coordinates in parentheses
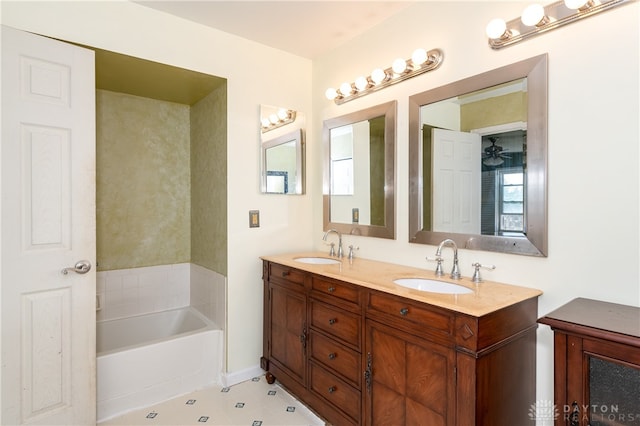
top-left (538, 298), bottom-right (640, 426)
top-left (262, 260), bottom-right (363, 425)
top-left (262, 262), bottom-right (307, 391)
top-left (261, 258), bottom-right (540, 426)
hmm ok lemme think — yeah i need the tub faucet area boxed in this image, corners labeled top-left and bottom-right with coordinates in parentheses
top-left (323, 229), bottom-right (343, 258)
top-left (435, 238), bottom-right (461, 279)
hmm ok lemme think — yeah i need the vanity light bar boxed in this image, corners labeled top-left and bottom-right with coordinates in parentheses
top-left (326, 48), bottom-right (444, 105)
top-left (261, 109), bottom-right (297, 133)
top-left (486, 0), bottom-right (633, 49)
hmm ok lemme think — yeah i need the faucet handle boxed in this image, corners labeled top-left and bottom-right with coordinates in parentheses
top-left (426, 256), bottom-right (445, 276)
top-left (328, 242), bottom-right (336, 257)
top-left (348, 245), bottom-right (359, 260)
top-left (471, 262), bottom-right (496, 283)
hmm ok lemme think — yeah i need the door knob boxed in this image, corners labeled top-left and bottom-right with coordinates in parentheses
top-left (61, 260), bottom-right (92, 275)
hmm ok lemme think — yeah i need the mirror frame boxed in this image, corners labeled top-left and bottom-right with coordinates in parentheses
top-left (408, 54), bottom-right (548, 256)
top-left (323, 100), bottom-right (397, 239)
top-left (261, 128), bottom-right (305, 194)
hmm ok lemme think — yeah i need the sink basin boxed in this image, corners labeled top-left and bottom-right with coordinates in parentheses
top-left (393, 278), bottom-right (473, 294)
top-left (294, 257), bottom-right (341, 265)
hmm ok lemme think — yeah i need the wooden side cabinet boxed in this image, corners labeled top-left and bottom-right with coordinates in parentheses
top-left (539, 298), bottom-right (640, 426)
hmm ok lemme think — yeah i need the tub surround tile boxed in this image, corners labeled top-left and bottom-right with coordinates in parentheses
top-left (190, 263), bottom-right (226, 328)
top-left (98, 263), bottom-right (190, 322)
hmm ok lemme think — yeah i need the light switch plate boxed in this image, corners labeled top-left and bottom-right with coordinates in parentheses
top-left (249, 210), bottom-right (260, 228)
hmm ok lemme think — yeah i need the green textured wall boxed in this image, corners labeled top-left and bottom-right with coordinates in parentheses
top-left (96, 90), bottom-right (191, 271)
top-left (190, 85), bottom-right (228, 275)
top-left (460, 91), bottom-right (527, 131)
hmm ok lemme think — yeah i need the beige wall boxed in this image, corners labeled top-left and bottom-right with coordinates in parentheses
top-left (2, 0), bottom-right (315, 377)
top-left (5, 2), bottom-right (638, 407)
top-left (313, 1), bottom-right (639, 411)
top-left (191, 85), bottom-right (228, 275)
top-left (96, 90), bottom-right (191, 271)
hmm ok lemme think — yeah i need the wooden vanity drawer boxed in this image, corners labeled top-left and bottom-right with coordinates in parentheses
top-left (309, 363), bottom-right (360, 421)
top-left (309, 331), bottom-right (360, 386)
top-left (312, 276), bottom-right (360, 306)
top-left (269, 263), bottom-right (305, 285)
top-left (311, 301), bottom-right (360, 348)
top-left (367, 291), bottom-right (453, 339)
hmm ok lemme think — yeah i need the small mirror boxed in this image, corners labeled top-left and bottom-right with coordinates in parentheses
top-left (323, 101), bottom-right (396, 239)
top-left (260, 105), bottom-right (305, 194)
top-left (409, 55), bottom-right (548, 256)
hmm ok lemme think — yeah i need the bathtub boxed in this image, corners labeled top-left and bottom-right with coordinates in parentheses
top-left (97, 307), bottom-right (223, 422)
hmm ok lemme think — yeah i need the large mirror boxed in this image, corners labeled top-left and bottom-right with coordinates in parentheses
top-left (323, 101), bottom-right (396, 239)
top-left (409, 54), bottom-right (548, 256)
top-left (260, 105), bottom-right (305, 194)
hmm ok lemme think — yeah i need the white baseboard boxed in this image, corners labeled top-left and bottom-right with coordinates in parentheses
top-left (221, 365), bottom-right (265, 387)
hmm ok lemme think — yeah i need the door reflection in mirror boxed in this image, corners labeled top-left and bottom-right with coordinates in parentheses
top-left (420, 78), bottom-right (527, 236)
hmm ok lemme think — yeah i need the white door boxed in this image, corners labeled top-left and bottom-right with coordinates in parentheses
top-left (1, 26), bottom-right (96, 425)
top-left (432, 128), bottom-right (481, 234)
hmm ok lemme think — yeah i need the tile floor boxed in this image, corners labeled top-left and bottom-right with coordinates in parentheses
top-left (100, 375), bottom-right (326, 426)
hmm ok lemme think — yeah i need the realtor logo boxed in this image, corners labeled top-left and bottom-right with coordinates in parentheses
top-left (529, 400), bottom-right (560, 422)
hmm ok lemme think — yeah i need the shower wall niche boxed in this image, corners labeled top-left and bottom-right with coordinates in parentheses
top-left (96, 76), bottom-right (227, 326)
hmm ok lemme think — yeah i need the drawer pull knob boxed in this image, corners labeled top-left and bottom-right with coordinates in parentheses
top-left (328, 318), bottom-right (337, 325)
top-left (328, 352), bottom-right (336, 360)
top-left (400, 307), bottom-right (409, 316)
top-left (328, 386), bottom-right (336, 394)
top-left (282, 271), bottom-right (290, 277)
top-left (328, 286), bottom-right (336, 293)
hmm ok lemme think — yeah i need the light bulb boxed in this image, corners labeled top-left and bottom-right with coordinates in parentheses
top-left (411, 48), bottom-right (428, 66)
top-left (277, 109), bottom-right (289, 121)
top-left (325, 88), bottom-right (338, 100)
top-left (486, 18), bottom-right (508, 39)
top-left (564, 0), bottom-right (590, 9)
top-left (521, 4), bottom-right (546, 26)
top-left (339, 82), bottom-right (352, 96)
top-left (269, 114), bottom-right (278, 124)
top-left (371, 68), bottom-right (387, 85)
top-left (261, 118), bottom-right (270, 128)
top-left (354, 76), bottom-right (368, 91)
top-left (392, 58), bottom-right (407, 75)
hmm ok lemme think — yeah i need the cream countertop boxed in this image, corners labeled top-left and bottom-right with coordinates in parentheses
top-left (261, 252), bottom-right (542, 318)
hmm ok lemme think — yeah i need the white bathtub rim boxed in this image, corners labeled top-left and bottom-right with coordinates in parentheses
top-left (97, 306), bottom-right (220, 357)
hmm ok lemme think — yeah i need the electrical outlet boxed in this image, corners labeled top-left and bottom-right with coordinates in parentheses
top-left (352, 208), bottom-right (359, 223)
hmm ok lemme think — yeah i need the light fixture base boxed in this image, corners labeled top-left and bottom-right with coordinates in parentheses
top-left (488, 0), bottom-right (633, 49)
top-left (332, 48), bottom-right (444, 105)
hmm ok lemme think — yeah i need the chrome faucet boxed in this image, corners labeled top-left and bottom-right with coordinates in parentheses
top-left (435, 238), bottom-right (461, 279)
top-left (323, 229), bottom-right (343, 258)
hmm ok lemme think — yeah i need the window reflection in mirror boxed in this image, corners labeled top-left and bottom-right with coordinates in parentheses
top-left (409, 54), bottom-right (548, 256)
top-left (329, 116), bottom-right (385, 226)
top-left (323, 101), bottom-right (396, 239)
top-left (260, 105), bottom-right (305, 195)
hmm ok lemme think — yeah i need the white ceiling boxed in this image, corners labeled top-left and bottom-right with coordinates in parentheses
top-left (134, 1), bottom-right (415, 59)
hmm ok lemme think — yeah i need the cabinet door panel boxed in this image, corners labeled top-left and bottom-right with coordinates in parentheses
top-left (270, 284), bottom-right (306, 383)
top-left (367, 320), bottom-right (454, 426)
